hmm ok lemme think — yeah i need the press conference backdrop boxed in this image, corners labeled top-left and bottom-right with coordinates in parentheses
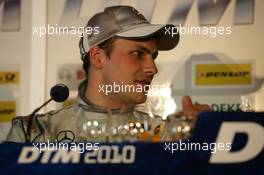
top-left (0, 0), bottom-right (264, 140)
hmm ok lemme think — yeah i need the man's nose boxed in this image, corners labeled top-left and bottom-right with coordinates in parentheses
top-left (143, 57), bottom-right (158, 76)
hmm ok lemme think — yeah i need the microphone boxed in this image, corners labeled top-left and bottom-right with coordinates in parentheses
top-left (26, 84), bottom-right (69, 143)
top-left (50, 84), bottom-right (69, 102)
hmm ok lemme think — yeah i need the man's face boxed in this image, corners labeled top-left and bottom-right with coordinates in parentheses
top-left (102, 38), bottom-right (158, 106)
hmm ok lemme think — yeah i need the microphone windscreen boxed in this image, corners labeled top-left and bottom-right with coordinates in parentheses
top-left (50, 84), bottom-right (69, 102)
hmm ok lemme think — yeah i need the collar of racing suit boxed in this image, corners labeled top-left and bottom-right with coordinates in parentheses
top-left (76, 79), bottom-right (136, 114)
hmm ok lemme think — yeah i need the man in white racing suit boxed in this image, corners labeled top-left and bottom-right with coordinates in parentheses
top-left (6, 6), bottom-right (210, 143)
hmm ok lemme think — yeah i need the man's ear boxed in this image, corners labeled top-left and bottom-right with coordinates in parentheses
top-left (89, 46), bottom-right (105, 69)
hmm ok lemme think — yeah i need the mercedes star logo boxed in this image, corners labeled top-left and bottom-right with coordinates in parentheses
top-left (56, 130), bottom-right (75, 142)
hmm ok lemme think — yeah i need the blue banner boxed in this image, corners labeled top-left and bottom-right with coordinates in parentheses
top-left (0, 112), bottom-right (263, 175)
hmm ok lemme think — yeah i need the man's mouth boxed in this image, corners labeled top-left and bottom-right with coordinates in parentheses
top-left (134, 79), bottom-right (151, 87)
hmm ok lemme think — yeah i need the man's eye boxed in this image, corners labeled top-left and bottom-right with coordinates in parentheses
top-left (152, 52), bottom-right (158, 60)
top-left (132, 51), bottom-right (143, 57)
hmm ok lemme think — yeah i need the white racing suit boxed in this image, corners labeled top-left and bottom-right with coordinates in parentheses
top-left (6, 80), bottom-right (165, 143)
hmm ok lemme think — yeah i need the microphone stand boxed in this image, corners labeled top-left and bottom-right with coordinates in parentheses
top-left (25, 98), bottom-right (53, 143)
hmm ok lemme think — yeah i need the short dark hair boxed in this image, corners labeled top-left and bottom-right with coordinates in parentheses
top-left (82, 37), bottom-right (118, 76)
